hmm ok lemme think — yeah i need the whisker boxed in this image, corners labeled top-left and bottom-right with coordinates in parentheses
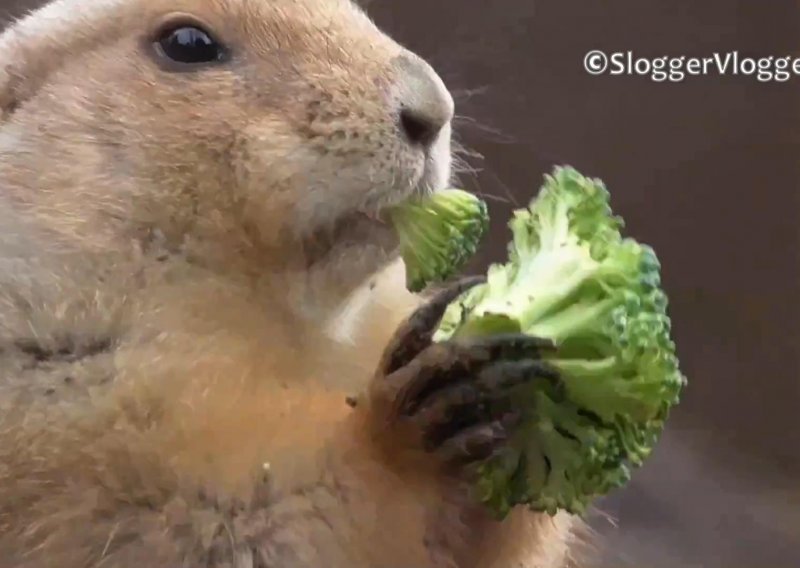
top-left (450, 86), bottom-right (491, 102)
top-left (453, 115), bottom-right (517, 146)
top-left (472, 192), bottom-right (513, 205)
top-left (482, 168), bottom-right (521, 208)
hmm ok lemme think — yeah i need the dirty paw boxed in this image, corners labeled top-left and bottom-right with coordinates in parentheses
top-left (403, 357), bottom-right (557, 463)
top-left (378, 275), bottom-right (486, 377)
top-left (371, 328), bottom-right (557, 469)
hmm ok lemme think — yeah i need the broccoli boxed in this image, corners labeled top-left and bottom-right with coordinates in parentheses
top-left (389, 189), bottom-right (489, 293)
top-left (433, 166), bottom-right (687, 518)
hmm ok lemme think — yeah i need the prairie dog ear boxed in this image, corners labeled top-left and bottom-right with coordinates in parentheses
top-left (0, 1), bottom-right (114, 120)
top-left (0, 9), bottom-right (64, 120)
top-left (0, 28), bottom-right (30, 119)
top-left (0, 35), bottom-right (51, 120)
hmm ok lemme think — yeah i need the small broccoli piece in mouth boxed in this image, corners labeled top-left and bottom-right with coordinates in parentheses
top-left (389, 189), bottom-right (489, 292)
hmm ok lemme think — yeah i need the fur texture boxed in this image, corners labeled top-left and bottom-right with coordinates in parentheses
top-left (0, 1), bottom-right (580, 566)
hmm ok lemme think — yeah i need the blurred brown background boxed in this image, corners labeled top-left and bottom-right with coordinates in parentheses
top-left (3, 0), bottom-right (800, 566)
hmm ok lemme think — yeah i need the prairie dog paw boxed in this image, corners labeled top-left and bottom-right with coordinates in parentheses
top-left (368, 277), bottom-right (557, 468)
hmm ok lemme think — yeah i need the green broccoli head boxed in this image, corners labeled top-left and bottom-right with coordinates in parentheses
top-left (434, 166), bottom-right (687, 518)
top-left (389, 189), bottom-right (489, 292)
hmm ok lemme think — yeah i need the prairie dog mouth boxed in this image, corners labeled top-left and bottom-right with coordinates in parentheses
top-left (302, 206), bottom-right (398, 267)
top-left (301, 159), bottom-right (446, 267)
top-left (357, 157), bottom-right (447, 220)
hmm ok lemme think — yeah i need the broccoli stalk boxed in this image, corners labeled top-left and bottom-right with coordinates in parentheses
top-left (388, 189), bottom-right (489, 292)
top-left (433, 166), bottom-right (686, 517)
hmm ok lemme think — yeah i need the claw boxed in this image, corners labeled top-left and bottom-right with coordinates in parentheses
top-left (450, 334), bottom-right (558, 365)
top-left (409, 360), bottom-right (557, 417)
top-left (382, 275), bottom-right (486, 375)
top-left (473, 360), bottom-right (560, 390)
top-left (437, 421), bottom-right (509, 463)
top-left (412, 360), bottom-right (555, 449)
top-left (387, 335), bottom-right (557, 419)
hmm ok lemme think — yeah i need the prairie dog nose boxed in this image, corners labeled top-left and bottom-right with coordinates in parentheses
top-left (394, 54), bottom-right (455, 149)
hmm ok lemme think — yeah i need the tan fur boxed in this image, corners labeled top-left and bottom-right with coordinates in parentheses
top-left (0, 1), bottom-right (581, 566)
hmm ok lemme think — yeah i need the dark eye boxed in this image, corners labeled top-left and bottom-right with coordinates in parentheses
top-left (154, 26), bottom-right (227, 65)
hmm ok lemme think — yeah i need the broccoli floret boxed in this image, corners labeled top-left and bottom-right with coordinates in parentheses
top-left (433, 166), bottom-right (686, 518)
top-left (389, 189), bottom-right (489, 293)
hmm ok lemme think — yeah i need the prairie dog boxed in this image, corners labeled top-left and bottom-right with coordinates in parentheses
top-left (0, 1), bottom-right (579, 566)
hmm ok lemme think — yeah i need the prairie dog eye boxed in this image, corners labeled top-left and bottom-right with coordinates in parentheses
top-left (153, 25), bottom-right (228, 66)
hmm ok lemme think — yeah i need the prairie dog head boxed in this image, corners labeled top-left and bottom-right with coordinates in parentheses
top-left (0, 0), bottom-right (454, 306)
